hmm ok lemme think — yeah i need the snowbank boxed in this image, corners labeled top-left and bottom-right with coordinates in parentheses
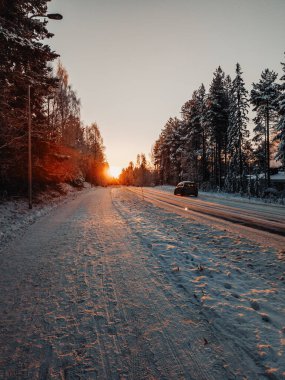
top-left (0, 182), bottom-right (91, 250)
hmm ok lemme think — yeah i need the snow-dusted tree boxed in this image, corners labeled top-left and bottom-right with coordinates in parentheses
top-left (134, 154), bottom-right (151, 186)
top-left (85, 123), bottom-right (105, 162)
top-left (82, 122), bottom-right (107, 185)
top-left (196, 84), bottom-right (209, 181)
top-left (207, 66), bottom-right (229, 187)
top-left (251, 69), bottom-right (279, 187)
top-left (49, 62), bottom-right (83, 147)
top-left (153, 117), bottom-right (183, 184)
top-left (0, 0), bottom-right (58, 139)
top-left (119, 156), bottom-right (153, 186)
top-left (227, 63), bottom-right (249, 192)
top-left (181, 90), bottom-right (205, 182)
top-left (276, 54), bottom-right (285, 166)
top-left (119, 162), bottom-right (135, 185)
top-left (223, 74), bottom-right (232, 173)
top-left (0, 0), bottom-right (59, 189)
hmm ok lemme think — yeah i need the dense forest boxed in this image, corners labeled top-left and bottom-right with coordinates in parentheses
top-left (0, 0), bottom-right (107, 196)
top-left (120, 59), bottom-right (285, 196)
top-left (151, 61), bottom-right (285, 195)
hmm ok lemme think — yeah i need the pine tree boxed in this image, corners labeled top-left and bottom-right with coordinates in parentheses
top-left (223, 74), bottom-right (232, 174)
top-left (227, 63), bottom-right (249, 192)
top-left (0, 0), bottom-right (59, 189)
top-left (153, 117), bottom-right (184, 184)
top-left (0, 0), bottom-right (58, 130)
top-left (164, 117), bottom-right (182, 183)
top-left (276, 54), bottom-right (285, 166)
top-left (251, 69), bottom-right (279, 187)
top-left (181, 90), bottom-right (204, 182)
top-left (207, 66), bottom-right (229, 188)
top-left (196, 84), bottom-right (209, 181)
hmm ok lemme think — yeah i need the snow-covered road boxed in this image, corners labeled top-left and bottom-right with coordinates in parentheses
top-left (128, 187), bottom-right (285, 250)
top-left (0, 187), bottom-right (284, 379)
top-left (129, 187), bottom-right (285, 236)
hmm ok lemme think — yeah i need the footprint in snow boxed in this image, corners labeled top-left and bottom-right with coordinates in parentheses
top-left (260, 313), bottom-right (271, 323)
top-left (250, 300), bottom-right (260, 311)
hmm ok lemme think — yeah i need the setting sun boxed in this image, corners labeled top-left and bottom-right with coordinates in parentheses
top-left (108, 166), bottom-right (122, 178)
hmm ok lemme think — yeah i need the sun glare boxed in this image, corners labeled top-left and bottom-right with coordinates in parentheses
top-left (108, 166), bottom-right (122, 178)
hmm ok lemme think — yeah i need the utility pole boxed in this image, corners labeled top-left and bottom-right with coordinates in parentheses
top-left (28, 84), bottom-right (32, 209)
top-left (266, 99), bottom-right (270, 188)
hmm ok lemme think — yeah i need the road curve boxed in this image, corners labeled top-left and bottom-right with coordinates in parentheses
top-left (127, 187), bottom-right (285, 237)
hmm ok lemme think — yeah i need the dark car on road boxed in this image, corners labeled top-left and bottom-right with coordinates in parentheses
top-left (174, 181), bottom-right (198, 197)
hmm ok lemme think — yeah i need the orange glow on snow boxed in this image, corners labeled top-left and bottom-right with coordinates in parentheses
top-left (107, 166), bottom-right (122, 178)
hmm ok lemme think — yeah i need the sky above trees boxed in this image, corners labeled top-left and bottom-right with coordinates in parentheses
top-left (47, 0), bottom-right (285, 168)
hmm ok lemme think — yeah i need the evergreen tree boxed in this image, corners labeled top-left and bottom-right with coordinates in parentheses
top-left (196, 84), bottom-right (209, 181)
top-left (207, 66), bottom-right (229, 188)
top-left (227, 63), bottom-right (249, 192)
top-left (223, 74), bottom-right (232, 173)
top-left (0, 0), bottom-right (59, 189)
top-left (276, 54), bottom-right (285, 166)
top-left (153, 117), bottom-right (182, 184)
top-left (0, 0), bottom-right (58, 139)
top-left (181, 91), bottom-right (204, 181)
top-left (251, 69), bottom-right (279, 187)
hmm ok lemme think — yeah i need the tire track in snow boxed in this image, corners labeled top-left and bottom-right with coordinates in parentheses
top-left (1, 188), bottom-right (283, 379)
top-left (128, 187), bottom-right (285, 239)
top-left (94, 193), bottom-right (173, 379)
top-left (107, 189), bottom-right (230, 379)
top-left (112, 188), bottom-right (282, 379)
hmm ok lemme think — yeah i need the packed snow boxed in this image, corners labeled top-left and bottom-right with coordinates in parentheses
top-left (0, 183), bottom-right (91, 250)
top-left (0, 186), bottom-right (284, 379)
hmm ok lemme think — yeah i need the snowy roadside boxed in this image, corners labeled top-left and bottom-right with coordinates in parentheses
top-left (113, 188), bottom-right (285, 378)
top-left (154, 185), bottom-right (285, 207)
top-left (0, 183), bottom-right (92, 250)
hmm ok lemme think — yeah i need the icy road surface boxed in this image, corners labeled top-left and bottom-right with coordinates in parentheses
top-left (129, 187), bottom-right (285, 240)
top-left (0, 187), bottom-right (285, 379)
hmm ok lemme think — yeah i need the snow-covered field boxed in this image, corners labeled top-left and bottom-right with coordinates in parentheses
top-left (0, 186), bottom-right (284, 379)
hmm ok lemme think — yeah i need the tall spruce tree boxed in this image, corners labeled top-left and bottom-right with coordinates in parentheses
top-left (207, 66), bottom-right (229, 188)
top-left (227, 63), bottom-right (249, 192)
top-left (223, 75), bottom-right (232, 174)
top-left (251, 69), bottom-right (279, 187)
top-left (181, 91), bottom-right (204, 181)
top-left (276, 54), bottom-right (285, 166)
top-left (0, 0), bottom-right (58, 188)
top-left (196, 84), bottom-right (208, 181)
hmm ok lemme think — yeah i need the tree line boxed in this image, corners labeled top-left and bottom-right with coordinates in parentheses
top-left (119, 154), bottom-right (155, 186)
top-left (0, 0), bottom-right (107, 194)
top-left (151, 60), bottom-right (285, 194)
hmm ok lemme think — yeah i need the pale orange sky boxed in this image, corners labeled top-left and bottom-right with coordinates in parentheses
top-left (47, 0), bottom-right (285, 169)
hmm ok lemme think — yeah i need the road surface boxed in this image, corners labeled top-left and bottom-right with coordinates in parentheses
top-left (0, 187), bottom-right (284, 379)
top-left (128, 187), bottom-right (285, 249)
